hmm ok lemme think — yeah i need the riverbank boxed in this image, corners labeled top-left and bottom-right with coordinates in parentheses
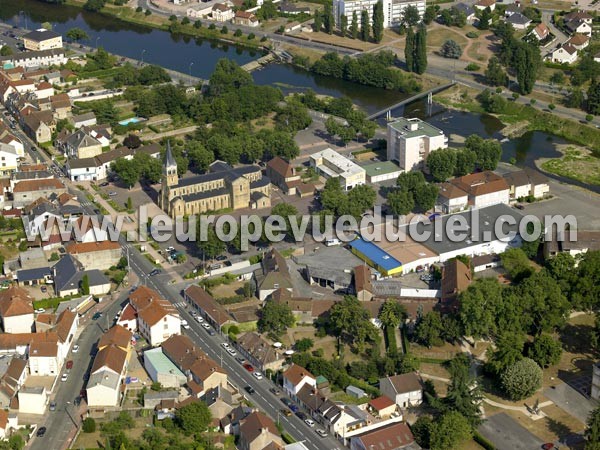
top-left (434, 85), bottom-right (600, 154)
top-left (539, 146), bottom-right (600, 187)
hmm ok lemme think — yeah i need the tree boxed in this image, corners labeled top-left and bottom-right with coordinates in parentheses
top-left (501, 248), bottom-right (533, 282)
top-left (123, 134), bottom-right (141, 149)
top-left (66, 27), bottom-right (89, 41)
top-left (111, 158), bottom-right (140, 188)
top-left (565, 88), bottom-right (584, 109)
top-left (430, 412), bottom-right (472, 450)
top-left (328, 296), bottom-right (379, 352)
top-left (221, 26), bottom-right (228, 34)
top-left (586, 406), bottom-right (600, 450)
top-left (340, 14), bottom-right (348, 36)
top-left (372, 0), bottom-right (385, 43)
top-left (405, 27), bottom-right (415, 73)
top-left (313, 9), bottom-right (323, 32)
top-left (414, 24), bottom-right (428, 74)
top-left (187, 141), bottom-right (214, 172)
top-left (360, 10), bottom-right (370, 41)
top-left (445, 354), bottom-right (483, 425)
top-left (175, 402), bottom-right (211, 435)
top-left (271, 202), bottom-right (299, 240)
top-left (83, 418), bottom-right (96, 433)
top-left (379, 301), bottom-right (407, 328)
top-left (351, 11), bottom-right (359, 39)
top-left (295, 338), bottom-right (314, 352)
top-left (324, 2), bottom-right (334, 34)
top-left (455, 149), bottom-right (477, 176)
top-left (513, 41), bottom-right (542, 95)
top-left (413, 183), bottom-right (438, 212)
top-left (501, 358), bottom-right (542, 400)
top-left (387, 189), bottom-right (414, 216)
top-left (411, 416), bottom-right (433, 448)
top-left (527, 333), bottom-right (562, 368)
top-left (243, 282), bottom-right (253, 298)
top-left (403, 5), bottom-right (421, 26)
top-left (197, 224), bottom-right (226, 259)
top-left (258, 300), bottom-right (294, 337)
top-left (572, 251), bottom-right (600, 311)
top-left (423, 5), bottom-right (437, 24)
top-left (465, 135), bottom-right (502, 170)
top-left (485, 332), bottom-right (525, 376)
top-left (588, 80), bottom-right (600, 115)
top-left (458, 278), bottom-right (504, 338)
top-left (84, 0), bottom-right (105, 11)
top-left (440, 39), bottom-right (462, 59)
top-left (0, 46), bottom-right (13, 57)
top-left (427, 148), bottom-right (457, 181)
top-left (81, 274), bottom-right (90, 295)
top-left (478, 7), bottom-right (492, 29)
top-left (485, 56), bottom-right (508, 87)
top-left (415, 311), bottom-right (444, 347)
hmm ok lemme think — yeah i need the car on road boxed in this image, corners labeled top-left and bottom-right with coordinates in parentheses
top-left (215, 255), bottom-right (227, 261)
top-left (243, 363), bottom-right (254, 372)
top-left (202, 322), bottom-right (211, 330)
top-left (100, 182), bottom-right (109, 187)
top-left (108, 191), bottom-right (117, 196)
top-left (295, 411), bottom-right (307, 421)
top-left (289, 404), bottom-right (299, 413)
top-left (149, 269), bottom-right (161, 276)
top-left (221, 342), bottom-right (230, 349)
top-left (244, 386), bottom-right (255, 395)
top-left (280, 408), bottom-right (292, 417)
top-left (92, 312), bottom-right (102, 320)
top-left (253, 371), bottom-right (263, 380)
top-left (236, 357), bottom-right (245, 364)
top-left (40, 285), bottom-right (47, 293)
top-left (226, 347), bottom-right (237, 356)
top-left (61, 373), bottom-right (68, 382)
top-left (181, 319), bottom-right (188, 326)
top-left (270, 387), bottom-right (281, 395)
top-left (281, 398), bottom-right (292, 407)
top-left (182, 323), bottom-right (190, 330)
top-left (35, 308), bottom-right (45, 314)
top-left (305, 418), bottom-right (315, 427)
top-left (36, 427), bottom-right (47, 437)
top-left (72, 345), bottom-right (79, 353)
top-left (315, 428), bottom-right (328, 437)
top-left (49, 401), bottom-right (56, 411)
top-left (542, 444), bottom-right (555, 450)
top-left (515, 204), bottom-right (525, 210)
top-left (66, 360), bottom-right (73, 370)
top-left (195, 316), bottom-right (204, 323)
top-left (208, 329), bottom-right (216, 336)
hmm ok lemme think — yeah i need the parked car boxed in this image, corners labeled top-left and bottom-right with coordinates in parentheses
top-left (40, 286), bottom-right (47, 293)
top-left (270, 387), bottom-right (281, 395)
top-left (36, 427), bottom-right (47, 437)
top-left (149, 269), bottom-right (161, 276)
top-left (295, 411), bottom-right (307, 421)
top-left (195, 316), bottom-right (204, 323)
top-left (72, 344), bottom-right (79, 353)
top-left (66, 360), bottom-right (73, 370)
top-left (49, 402), bottom-right (56, 412)
top-left (100, 182), bottom-right (109, 187)
top-left (215, 255), bottom-right (227, 261)
top-left (305, 419), bottom-right (315, 427)
top-left (35, 308), bottom-right (45, 314)
top-left (182, 323), bottom-right (190, 330)
top-left (92, 312), bottom-right (102, 320)
top-left (108, 191), bottom-right (117, 196)
top-left (226, 347), bottom-right (237, 356)
top-left (253, 371), bottom-right (263, 380)
top-left (61, 373), bottom-right (68, 382)
top-left (315, 428), bottom-right (328, 437)
top-left (289, 404), bottom-right (299, 413)
top-left (280, 408), bottom-right (292, 417)
top-left (243, 363), bottom-right (254, 372)
top-left (208, 329), bottom-right (216, 336)
top-left (244, 386), bottom-right (255, 395)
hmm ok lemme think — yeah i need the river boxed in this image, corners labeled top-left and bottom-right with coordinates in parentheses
top-left (1, 0), bottom-right (580, 168)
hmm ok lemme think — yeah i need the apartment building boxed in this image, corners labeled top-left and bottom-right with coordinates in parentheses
top-left (333, 0), bottom-right (425, 28)
top-left (23, 29), bottom-right (63, 52)
top-left (387, 118), bottom-right (448, 171)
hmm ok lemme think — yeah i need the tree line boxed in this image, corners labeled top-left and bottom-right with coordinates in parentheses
top-left (404, 25), bottom-right (428, 74)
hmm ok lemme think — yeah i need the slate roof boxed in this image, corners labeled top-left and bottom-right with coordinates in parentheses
top-left (23, 29), bottom-right (61, 42)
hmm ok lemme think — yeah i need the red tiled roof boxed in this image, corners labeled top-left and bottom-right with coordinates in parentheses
top-left (368, 395), bottom-right (395, 411)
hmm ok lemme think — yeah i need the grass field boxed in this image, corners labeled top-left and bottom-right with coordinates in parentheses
top-left (541, 146), bottom-right (600, 186)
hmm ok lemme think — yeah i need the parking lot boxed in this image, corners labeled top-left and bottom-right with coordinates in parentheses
top-left (478, 413), bottom-right (545, 450)
top-left (545, 380), bottom-right (596, 424)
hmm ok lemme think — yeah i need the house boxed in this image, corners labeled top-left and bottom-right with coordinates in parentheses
top-left (387, 118), bottom-right (448, 172)
top-left (441, 258), bottom-right (472, 308)
top-left (38, 93), bottom-right (72, 119)
top-left (116, 303), bottom-right (137, 332)
top-left (212, 3), bottom-right (235, 21)
top-left (448, 171), bottom-right (509, 209)
top-left (566, 33), bottom-right (589, 50)
top-left (143, 389), bottom-right (179, 409)
top-left (565, 18), bottom-right (592, 36)
top-left (238, 411), bottom-right (284, 450)
top-left (453, 3), bottom-right (475, 22)
top-left (28, 339), bottom-right (60, 376)
top-left (3, 358), bottom-right (28, 392)
top-left (309, 148), bottom-right (366, 190)
top-left (474, 0), bottom-right (495, 11)
top-left (129, 286), bottom-right (180, 347)
top-left (437, 182), bottom-right (468, 213)
top-left (0, 143), bottom-right (19, 177)
top-left (66, 241), bottom-right (122, 271)
top-left (56, 128), bottom-right (102, 159)
top-left (504, 3), bottom-right (522, 16)
top-left (0, 125), bottom-right (24, 156)
top-left (0, 286), bottom-right (34, 334)
top-left (12, 178), bottom-right (66, 208)
top-left (354, 265), bottom-right (373, 301)
top-left (506, 12), bottom-right (532, 30)
top-left (184, 284), bottom-right (234, 331)
top-left (363, 161), bottom-right (402, 184)
top-left (71, 112), bottom-right (97, 128)
top-left (367, 396), bottom-right (397, 419)
top-left (143, 347), bottom-right (187, 388)
top-left (379, 372), bottom-right (423, 408)
top-left (236, 332), bottom-right (285, 372)
top-left (349, 422), bottom-right (417, 450)
top-left (279, 2), bottom-right (311, 14)
top-left (17, 386), bottom-right (48, 415)
top-left (52, 254), bottom-right (111, 297)
top-left (283, 364), bottom-right (316, 400)
top-left (544, 230), bottom-right (600, 259)
top-left (98, 325), bottom-right (133, 353)
top-left (266, 156), bottom-right (301, 195)
top-left (23, 29), bottom-right (63, 51)
top-left (34, 81), bottom-right (54, 100)
top-left (549, 44), bottom-right (579, 64)
top-left (563, 10), bottom-right (593, 25)
top-left (20, 111), bottom-right (53, 144)
top-left (0, 409), bottom-right (18, 440)
top-left (256, 249), bottom-right (293, 301)
top-left (503, 168), bottom-right (549, 201)
top-left (530, 23), bottom-right (550, 41)
top-left (233, 11), bottom-right (260, 27)
top-left (472, 254), bottom-right (501, 272)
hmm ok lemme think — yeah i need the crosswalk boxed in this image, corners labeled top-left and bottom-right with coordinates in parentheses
top-left (173, 301), bottom-right (186, 308)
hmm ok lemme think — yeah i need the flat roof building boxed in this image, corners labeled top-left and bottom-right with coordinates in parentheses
top-left (387, 118), bottom-right (448, 172)
top-left (309, 148), bottom-right (366, 190)
top-left (362, 161), bottom-right (403, 183)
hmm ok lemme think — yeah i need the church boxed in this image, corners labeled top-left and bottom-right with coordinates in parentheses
top-left (159, 143), bottom-right (271, 218)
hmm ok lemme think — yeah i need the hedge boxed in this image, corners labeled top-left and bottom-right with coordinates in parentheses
top-left (473, 431), bottom-right (496, 450)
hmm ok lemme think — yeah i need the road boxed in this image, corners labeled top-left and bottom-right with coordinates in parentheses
top-left (29, 293), bottom-right (128, 450)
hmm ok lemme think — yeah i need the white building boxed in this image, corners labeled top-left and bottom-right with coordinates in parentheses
top-left (387, 118), bottom-right (448, 171)
top-left (28, 340), bottom-right (60, 376)
top-left (548, 44), bottom-right (578, 64)
top-left (448, 171), bottom-right (510, 209)
top-left (130, 286), bottom-right (181, 347)
top-left (282, 364), bottom-right (316, 400)
top-left (333, 0), bottom-right (425, 28)
top-left (18, 386), bottom-right (48, 414)
top-left (23, 29), bottom-right (63, 51)
top-left (379, 372), bottom-right (423, 408)
top-left (0, 143), bottom-right (20, 177)
top-left (0, 49), bottom-right (67, 69)
top-left (309, 148), bottom-right (366, 190)
top-left (437, 182), bottom-right (469, 213)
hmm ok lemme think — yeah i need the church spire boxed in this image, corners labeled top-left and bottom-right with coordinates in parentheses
top-left (164, 140), bottom-right (176, 168)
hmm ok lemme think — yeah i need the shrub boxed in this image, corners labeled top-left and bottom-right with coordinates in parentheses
top-left (548, 103), bottom-right (556, 110)
top-left (209, 23), bottom-right (216, 30)
top-left (501, 358), bottom-right (542, 400)
top-left (466, 31), bottom-right (478, 38)
top-left (465, 63), bottom-right (480, 71)
top-left (181, 17), bottom-right (190, 25)
top-left (83, 418), bottom-right (96, 433)
top-left (530, 98), bottom-right (536, 105)
top-left (234, 29), bottom-right (243, 37)
top-left (512, 92), bottom-right (520, 100)
top-left (440, 39), bottom-right (462, 59)
top-left (495, 87), bottom-right (503, 94)
top-left (169, 14), bottom-right (177, 21)
top-left (136, 6), bottom-right (142, 12)
top-left (586, 114), bottom-right (594, 122)
top-left (145, 9), bottom-right (151, 15)
top-left (221, 26), bottom-right (228, 34)
top-left (194, 20), bottom-right (202, 28)
top-left (248, 33), bottom-right (256, 40)
top-left (261, 36), bottom-right (268, 42)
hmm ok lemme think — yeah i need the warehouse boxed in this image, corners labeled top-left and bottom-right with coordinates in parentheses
top-left (349, 237), bottom-right (403, 277)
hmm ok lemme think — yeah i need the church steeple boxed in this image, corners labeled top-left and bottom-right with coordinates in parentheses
top-left (163, 141), bottom-right (178, 187)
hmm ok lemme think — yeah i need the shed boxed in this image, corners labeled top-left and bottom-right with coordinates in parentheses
top-left (346, 385), bottom-right (367, 399)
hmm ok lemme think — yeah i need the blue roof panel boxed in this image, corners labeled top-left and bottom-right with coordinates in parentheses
top-left (349, 238), bottom-right (402, 271)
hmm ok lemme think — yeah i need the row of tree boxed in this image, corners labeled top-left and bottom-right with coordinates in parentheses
top-left (404, 25), bottom-right (427, 74)
top-left (387, 171), bottom-right (438, 215)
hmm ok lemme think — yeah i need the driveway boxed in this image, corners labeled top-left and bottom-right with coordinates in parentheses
top-left (478, 413), bottom-right (545, 450)
top-left (544, 381), bottom-right (597, 424)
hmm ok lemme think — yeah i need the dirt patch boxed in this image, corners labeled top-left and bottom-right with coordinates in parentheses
top-left (211, 281), bottom-right (247, 298)
top-left (427, 27), bottom-right (470, 48)
top-left (540, 146), bottom-right (600, 187)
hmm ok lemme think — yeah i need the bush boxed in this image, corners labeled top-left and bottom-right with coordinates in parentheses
top-left (473, 430), bottom-right (496, 450)
top-left (248, 33), bottom-right (256, 40)
top-left (221, 26), bottom-right (228, 34)
top-left (440, 39), bottom-right (462, 59)
top-left (136, 6), bottom-right (142, 12)
top-left (530, 98), bottom-right (536, 105)
top-left (234, 29), bottom-right (243, 37)
top-left (586, 114), bottom-right (594, 122)
top-left (501, 358), bottom-right (542, 400)
top-left (495, 87), bottom-right (503, 94)
top-left (169, 14), bottom-right (177, 21)
top-left (83, 418), bottom-right (96, 433)
top-left (145, 9), bottom-right (151, 15)
top-left (466, 31), bottom-right (479, 38)
top-left (209, 23), bottom-right (216, 30)
top-left (512, 92), bottom-right (520, 100)
top-left (548, 103), bottom-right (556, 110)
top-left (261, 36), bottom-right (268, 42)
top-left (194, 20), bottom-right (202, 28)
top-left (465, 63), bottom-right (480, 71)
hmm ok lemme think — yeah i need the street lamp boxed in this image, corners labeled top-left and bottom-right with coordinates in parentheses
top-left (141, 49), bottom-right (146, 65)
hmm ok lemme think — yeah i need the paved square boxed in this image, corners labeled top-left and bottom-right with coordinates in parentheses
top-left (544, 381), bottom-right (597, 424)
top-left (478, 413), bottom-right (544, 450)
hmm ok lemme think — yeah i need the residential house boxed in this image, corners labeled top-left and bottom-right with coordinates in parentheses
top-left (474, 0), bottom-right (495, 10)
top-left (3, 358), bottom-right (27, 392)
top-left (66, 241), bottom-right (122, 271)
top-left (236, 332), bottom-right (285, 372)
top-left (212, 3), bottom-right (235, 21)
top-left (441, 258), bottom-right (472, 308)
top-left (256, 249), bottom-right (293, 301)
top-left (238, 411), bottom-right (284, 450)
top-left (34, 81), bottom-right (54, 100)
top-left (503, 167), bottom-right (549, 201)
top-left (0, 49), bottom-right (67, 69)
top-left (309, 148), bottom-right (366, 190)
top-left (21, 110), bottom-right (53, 144)
top-left (56, 127), bottom-right (102, 159)
top-left (266, 156), bottom-right (301, 195)
top-left (448, 171), bottom-right (509, 209)
top-left (233, 11), bottom-right (260, 27)
top-left (184, 284), bottom-right (234, 331)
top-left (437, 182), bottom-right (468, 213)
top-left (116, 303), bottom-right (137, 332)
top-left (504, 3), bottom-right (522, 16)
top-left (530, 23), bottom-right (550, 41)
top-left (12, 178), bottom-right (66, 208)
top-left (129, 286), bottom-right (180, 347)
top-left (98, 325), bottom-right (133, 353)
top-left (283, 364), bottom-right (316, 400)
top-left (506, 12), bottom-right (532, 30)
top-left (143, 390), bottom-right (179, 409)
top-left (453, 3), bottom-right (475, 22)
top-left (280, 2), bottom-right (311, 14)
top-left (71, 112), bottom-right (97, 128)
top-left (563, 10), bottom-right (593, 25)
top-left (0, 286), bottom-right (34, 334)
top-left (544, 230), bottom-right (600, 259)
top-left (0, 143), bottom-right (19, 177)
top-left (566, 33), bottom-right (589, 50)
top-left (367, 396), bottom-right (397, 419)
top-left (28, 340), bottom-right (60, 376)
top-left (565, 18), bottom-right (592, 36)
top-left (52, 254), bottom-right (110, 297)
top-left (349, 422), bottom-right (417, 450)
top-left (38, 93), bottom-right (73, 120)
top-left (549, 44), bottom-right (579, 64)
top-left (23, 29), bottom-right (63, 51)
top-left (379, 372), bottom-right (423, 408)
top-left (17, 386), bottom-right (48, 414)
top-left (354, 265), bottom-right (373, 301)
top-left (472, 254), bottom-right (501, 272)
top-left (143, 348), bottom-right (187, 388)
top-left (0, 124), bottom-right (24, 156)
top-left (0, 409), bottom-right (18, 440)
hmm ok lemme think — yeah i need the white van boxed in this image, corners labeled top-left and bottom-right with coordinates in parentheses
top-left (325, 238), bottom-right (341, 247)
